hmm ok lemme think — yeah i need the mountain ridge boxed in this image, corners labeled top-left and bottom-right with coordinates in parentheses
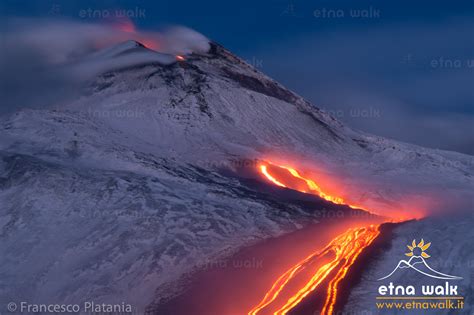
top-left (0, 40), bottom-right (473, 311)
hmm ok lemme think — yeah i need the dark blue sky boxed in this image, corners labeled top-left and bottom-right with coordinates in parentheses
top-left (2, 0), bottom-right (473, 154)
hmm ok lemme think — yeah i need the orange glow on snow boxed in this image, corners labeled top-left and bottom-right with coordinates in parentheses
top-left (248, 225), bottom-right (380, 315)
top-left (250, 160), bottom-right (414, 314)
top-left (176, 55), bottom-right (186, 61)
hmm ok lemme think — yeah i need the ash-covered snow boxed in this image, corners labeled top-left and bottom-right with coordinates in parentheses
top-left (0, 41), bottom-right (473, 311)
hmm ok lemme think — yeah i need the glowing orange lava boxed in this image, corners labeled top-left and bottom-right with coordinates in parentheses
top-left (176, 55), bottom-right (186, 61)
top-left (249, 162), bottom-right (385, 314)
top-left (260, 165), bottom-right (286, 187)
top-left (248, 225), bottom-right (380, 315)
top-left (259, 162), bottom-right (368, 211)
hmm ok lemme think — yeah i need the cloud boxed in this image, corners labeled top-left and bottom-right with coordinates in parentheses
top-left (254, 19), bottom-right (474, 155)
top-left (0, 19), bottom-right (210, 114)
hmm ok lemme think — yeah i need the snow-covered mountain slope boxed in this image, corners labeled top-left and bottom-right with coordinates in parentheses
top-left (0, 41), bottom-right (473, 311)
top-left (0, 147), bottom-right (334, 310)
top-left (64, 42), bottom-right (474, 218)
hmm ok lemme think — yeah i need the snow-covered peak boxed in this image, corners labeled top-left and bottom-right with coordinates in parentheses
top-left (0, 38), bottom-right (473, 314)
top-left (88, 40), bottom-right (148, 59)
top-left (68, 40), bottom-right (178, 80)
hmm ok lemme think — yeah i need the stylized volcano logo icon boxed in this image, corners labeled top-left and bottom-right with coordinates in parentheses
top-left (378, 239), bottom-right (462, 281)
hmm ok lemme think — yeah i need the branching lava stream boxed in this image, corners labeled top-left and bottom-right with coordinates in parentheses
top-left (249, 162), bottom-right (390, 315)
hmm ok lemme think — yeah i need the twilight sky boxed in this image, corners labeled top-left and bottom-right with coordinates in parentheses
top-left (1, 0), bottom-right (473, 154)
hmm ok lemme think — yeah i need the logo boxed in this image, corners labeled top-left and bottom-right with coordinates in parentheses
top-left (374, 239), bottom-right (464, 311)
top-left (378, 239), bottom-right (462, 280)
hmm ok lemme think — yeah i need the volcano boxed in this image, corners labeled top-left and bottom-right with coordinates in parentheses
top-left (378, 255), bottom-right (463, 281)
top-left (0, 40), bottom-right (473, 313)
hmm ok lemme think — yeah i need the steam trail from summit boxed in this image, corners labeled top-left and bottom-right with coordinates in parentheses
top-left (0, 18), bottom-right (210, 113)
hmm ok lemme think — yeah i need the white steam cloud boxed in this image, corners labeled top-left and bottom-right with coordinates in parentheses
top-left (0, 19), bottom-right (210, 113)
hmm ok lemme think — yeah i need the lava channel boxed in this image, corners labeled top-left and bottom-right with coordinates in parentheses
top-left (259, 163), bottom-right (369, 211)
top-left (249, 162), bottom-right (387, 314)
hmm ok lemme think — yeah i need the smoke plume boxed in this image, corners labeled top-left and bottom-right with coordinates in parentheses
top-left (0, 19), bottom-right (210, 114)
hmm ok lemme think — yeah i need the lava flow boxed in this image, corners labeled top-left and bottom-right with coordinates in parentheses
top-left (259, 163), bottom-right (368, 211)
top-left (249, 162), bottom-right (385, 315)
